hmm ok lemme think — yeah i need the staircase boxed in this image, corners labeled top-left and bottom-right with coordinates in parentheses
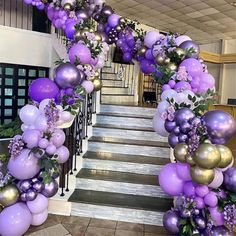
top-left (69, 104), bottom-right (173, 226)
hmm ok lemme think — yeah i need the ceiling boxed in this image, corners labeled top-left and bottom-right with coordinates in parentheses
top-left (107, 0), bottom-right (236, 44)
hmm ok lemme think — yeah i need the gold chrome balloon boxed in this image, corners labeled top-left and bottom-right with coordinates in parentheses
top-left (174, 143), bottom-right (189, 163)
top-left (163, 58), bottom-right (171, 65)
top-left (93, 79), bottom-right (103, 91)
top-left (217, 145), bottom-right (233, 168)
top-left (89, 28), bottom-right (94, 33)
top-left (193, 143), bottom-right (221, 169)
top-left (116, 26), bottom-right (122, 32)
top-left (0, 185), bottom-right (19, 207)
top-left (167, 63), bottom-right (177, 71)
top-left (88, 76), bottom-right (98, 82)
top-left (94, 32), bottom-right (102, 42)
top-left (190, 166), bottom-right (215, 185)
top-left (74, 31), bottom-right (85, 41)
top-left (63, 3), bottom-right (73, 11)
top-left (119, 17), bottom-right (126, 24)
top-left (175, 48), bottom-right (186, 59)
top-left (156, 55), bottom-right (165, 66)
top-left (94, 71), bottom-right (100, 77)
top-left (185, 154), bottom-right (195, 166)
top-left (138, 46), bottom-right (147, 56)
top-left (0, 204), bottom-right (3, 213)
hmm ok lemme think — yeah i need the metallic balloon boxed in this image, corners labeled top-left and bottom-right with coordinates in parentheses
top-left (224, 167), bottom-right (236, 193)
top-left (156, 55), bottom-right (165, 65)
top-left (93, 78), bottom-right (103, 91)
top-left (181, 209), bottom-right (191, 218)
top-left (185, 154), bottom-right (196, 166)
top-left (138, 46), bottom-right (147, 56)
top-left (202, 110), bottom-right (236, 145)
top-left (168, 132), bottom-right (179, 148)
top-left (101, 5), bottom-right (114, 17)
top-left (116, 26), bottom-right (122, 32)
top-left (167, 63), bottom-right (178, 71)
top-left (164, 120), bottom-right (176, 133)
top-left (20, 192), bottom-right (27, 202)
top-left (97, 23), bottom-right (105, 32)
top-left (174, 143), bottom-right (189, 163)
top-left (77, 10), bottom-right (89, 20)
top-left (174, 108), bottom-right (195, 125)
top-left (163, 210), bottom-right (180, 234)
top-left (190, 166), bottom-right (215, 185)
top-left (217, 145), bottom-right (233, 168)
top-left (74, 31), bottom-right (85, 41)
top-left (194, 216), bottom-right (206, 230)
top-left (41, 179), bottom-right (59, 198)
top-left (0, 185), bottom-right (19, 207)
top-left (193, 143), bottom-right (221, 169)
top-left (54, 63), bottom-right (82, 89)
top-left (211, 226), bottom-right (232, 236)
top-left (18, 180), bottom-right (32, 192)
top-left (179, 40), bottom-right (200, 58)
top-left (32, 181), bottom-right (45, 193)
top-left (26, 189), bottom-right (37, 201)
top-left (94, 32), bottom-right (102, 42)
top-left (64, 3), bottom-right (73, 11)
top-left (163, 57), bottom-right (171, 65)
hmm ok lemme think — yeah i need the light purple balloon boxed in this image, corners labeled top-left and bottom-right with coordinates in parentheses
top-left (162, 84), bottom-right (171, 91)
top-left (195, 185), bottom-right (209, 198)
top-left (209, 207), bottom-right (225, 226)
top-left (46, 144), bottom-right (57, 155)
top-left (20, 105), bottom-right (40, 125)
top-left (41, 179), bottom-right (59, 198)
top-left (50, 129), bottom-right (66, 148)
top-left (175, 35), bottom-right (191, 46)
top-left (144, 31), bottom-right (162, 48)
top-left (183, 181), bottom-right (196, 197)
top-left (153, 112), bottom-right (169, 137)
top-left (194, 197), bottom-right (205, 209)
top-left (8, 149), bottom-right (40, 180)
top-left (108, 14), bottom-right (120, 28)
top-left (27, 193), bottom-right (48, 214)
top-left (38, 138), bottom-right (50, 149)
top-left (24, 0), bottom-right (32, 4)
top-left (176, 163), bottom-right (192, 181)
top-left (0, 203), bottom-right (32, 236)
top-left (65, 20), bottom-right (77, 39)
top-left (34, 115), bottom-right (48, 131)
top-left (157, 101), bottom-right (170, 115)
top-left (54, 63), bottom-right (82, 89)
top-left (69, 43), bottom-right (92, 65)
top-left (77, 9), bottom-right (89, 20)
top-left (31, 208), bottom-right (48, 226)
top-left (159, 163), bottom-right (184, 196)
top-left (22, 129), bottom-right (41, 149)
top-left (179, 58), bottom-right (203, 77)
top-left (204, 191), bottom-right (218, 207)
top-left (168, 80), bottom-right (176, 88)
top-left (55, 146), bottom-right (70, 163)
top-left (161, 89), bottom-right (177, 101)
top-left (81, 80), bottom-right (94, 94)
top-left (174, 81), bottom-right (191, 92)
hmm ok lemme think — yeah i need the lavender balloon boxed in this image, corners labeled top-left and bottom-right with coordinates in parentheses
top-left (163, 210), bottom-right (180, 234)
top-left (168, 132), bottom-right (179, 148)
top-left (65, 20), bottom-right (77, 39)
top-left (202, 110), bottom-right (236, 144)
top-left (174, 108), bottom-right (195, 125)
top-left (211, 226), bottom-right (232, 236)
top-left (77, 10), bottom-right (89, 20)
top-left (224, 167), bottom-right (236, 193)
top-left (108, 14), bottom-right (120, 28)
top-left (54, 63), bottom-right (82, 89)
top-left (179, 58), bottom-right (203, 77)
top-left (31, 208), bottom-right (48, 226)
top-left (41, 179), bottom-right (59, 198)
top-left (179, 40), bottom-right (200, 58)
top-left (27, 193), bottom-right (48, 214)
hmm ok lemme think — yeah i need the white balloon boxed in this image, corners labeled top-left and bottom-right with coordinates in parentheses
top-left (208, 169), bottom-right (224, 189)
top-left (21, 124), bottom-right (29, 132)
top-left (19, 105), bottom-right (40, 125)
top-left (173, 92), bottom-right (187, 104)
top-left (34, 115), bottom-right (48, 132)
top-left (61, 111), bottom-right (74, 123)
top-left (153, 112), bottom-right (169, 137)
top-left (61, 0), bottom-right (75, 6)
top-left (39, 99), bottom-right (51, 114)
top-left (157, 101), bottom-right (170, 115)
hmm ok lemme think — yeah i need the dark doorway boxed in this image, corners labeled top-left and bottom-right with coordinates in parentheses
top-left (32, 7), bottom-right (51, 33)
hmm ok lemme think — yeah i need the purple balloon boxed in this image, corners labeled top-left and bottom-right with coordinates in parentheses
top-left (20, 193), bottom-right (27, 202)
top-left (194, 196), bottom-right (205, 209)
top-left (33, 181), bottom-right (45, 193)
top-left (22, 129), bottom-right (40, 149)
top-left (31, 208), bottom-right (48, 226)
top-left (168, 80), bottom-right (176, 88)
top-left (174, 108), bottom-right (195, 125)
top-left (55, 146), bottom-right (70, 164)
top-left (211, 226), bottom-right (232, 236)
top-left (27, 193), bottom-right (48, 214)
top-left (54, 63), bottom-right (82, 89)
top-left (123, 52), bottom-right (132, 62)
top-left (81, 80), bottom-right (94, 94)
top-left (179, 58), bottom-right (203, 77)
top-left (209, 207), bottom-right (225, 226)
top-left (195, 185), bottom-right (209, 198)
top-left (194, 216), bottom-right (206, 230)
top-left (183, 181), bottom-right (196, 197)
top-left (101, 5), bottom-right (114, 17)
top-left (224, 167), bottom-right (236, 193)
top-left (204, 192), bottom-right (218, 207)
top-left (97, 23), bottom-right (105, 32)
top-left (68, 43), bottom-right (92, 65)
top-left (26, 189), bottom-right (37, 201)
top-left (159, 163), bottom-right (184, 196)
top-left (176, 163), bottom-right (192, 181)
top-left (0, 203), bottom-right (32, 236)
top-left (168, 132), bottom-right (179, 148)
top-left (202, 110), bottom-right (236, 144)
top-left (65, 20), bottom-right (77, 39)
top-left (41, 179), bottom-right (59, 198)
top-left (140, 59), bottom-right (155, 75)
top-left (29, 78), bottom-right (59, 103)
top-left (145, 49), bottom-right (155, 60)
top-left (162, 84), bottom-right (171, 91)
top-left (108, 14), bottom-right (120, 28)
top-left (77, 10), bottom-right (89, 20)
top-left (164, 120), bottom-right (176, 133)
top-left (19, 180), bottom-right (32, 192)
top-left (174, 81), bottom-right (191, 92)
top-left (50, 129), bottom-right (66, 148)
top-left (163, 210), bottom-right (180, 234)
top-left (179, 121), bottom-right (191, 134)
top-left (8, 149), bottom-right (40, 180)
top-left (178, 133), bottom-right (188, 143)
top-left (179, 40), bottom-right (200, 58)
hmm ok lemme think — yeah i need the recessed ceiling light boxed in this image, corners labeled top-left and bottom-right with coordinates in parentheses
top-left (230, 2), bottom-right (236, 6)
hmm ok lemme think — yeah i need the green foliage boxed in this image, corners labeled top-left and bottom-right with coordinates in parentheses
top-left (54, 59), bottom-right (65, 66)
top-left (0, 153), bottom-right (8, 163)
top-left (153, 66), bottom-right (175, 85)
top-left (0, 118), bottom-right (22, 139)
top-left (75, 19), bottom-right (96, 31)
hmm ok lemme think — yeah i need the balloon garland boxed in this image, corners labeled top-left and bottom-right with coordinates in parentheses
top-left (0, 0), bottom-right (235, 235)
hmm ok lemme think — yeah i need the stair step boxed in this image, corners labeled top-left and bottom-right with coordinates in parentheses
top-left (76, 169), bottom-right (170, 198)
top-left (69, 189), bottom-right (173, 213)
top-left (83, 151), bottom-right (169, 166)
top-left (102, 80), bottom-right (124, 87)
top-left (101, 87), bottom-right (129, 95)
top-left (89, 137), bottom-right (169, 148)
top-left (97, 112), bottom-right (153, 119)
top-left (102, 73), bottom-right (117, 80)
top-left (101, 94), bottom-right (136, 105)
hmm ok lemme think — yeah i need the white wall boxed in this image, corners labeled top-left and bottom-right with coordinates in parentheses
top-left (0, 25), bottom-right (53, 67)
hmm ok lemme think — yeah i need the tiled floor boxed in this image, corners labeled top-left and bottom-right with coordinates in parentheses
top-left (26, 214), bottom-right (170, 236)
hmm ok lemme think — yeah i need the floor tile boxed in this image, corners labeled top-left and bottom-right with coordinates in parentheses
top-left (61, 216), bottom-right (91, 227)
top-left (28, 224), bottom-right (69, 236)
top-left (115, 230), bottom-right (143, 236)
top-left (63, 223), bottom-right (87, 236)
top-left (89, 218), bottom-right (117, 229)
top-left (116, 222), bottom-right (143, 232)
top-left (144, 225), bottom-right (168, 234)
top-left (144, 233), bottom-right (169, 236)
top-left (85, 227), bottom-right (115, 236)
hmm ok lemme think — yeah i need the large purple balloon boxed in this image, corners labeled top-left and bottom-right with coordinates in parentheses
top-left (68, 43), bottom-right (92, 65)
top-left (202, 110), bottom-right (236, 144)
top-left (22, 129), bottom-right (40, 149)
top-left (163, 210), bottom-right (180, 234)
top-left (41, 179), bottom-right (59, 198)
top-left (29, 78), bottom-right (59, 103)
top-left (179, 58), bottom-right (203, 77)
top-left (0, 203), bottom-right (32, 236)
top-left (210, 226), bottom-right (232, 236)
top-left (174, 108), bottom-right (195, 125)
top-left (8, 149), bottom-right (40, 180)
top-left (27, 193), bottom-right (48, 214)
top-left (224, 167), bottom-right (236, 193)
top-left (65, 20), bottom-right (77, 39)
top-left (159, 163), bottom-right (184, 196)
top-left (179, 40), bottom-right (200, 58)
top-left (54, 63), bottom-right (82, 89)
top-left (108, 14), bottom-right (120, 28)
top-left (209, 207), bottom-right (225, 227)
top-left (31, 208), bottom-right (48, 226)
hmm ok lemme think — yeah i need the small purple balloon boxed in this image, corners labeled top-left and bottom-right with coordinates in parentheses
top-left (65, 20), bottom-right (77, 39)
top-left (211, 226), bottom-right (232, 236)
top-left (174, 108), bottom-right (195, 125)
top-left (29, 78), bottom-right (59, 103)
top-left (140, 59), bottom-right (155, 75)
top-left (194, 216), bottom-right (206, 230)
top-left (174, 81), bottom-right (191, 92)
top-left (224, 167), bottom-right (236, 193)
top-left (163, 210), bottom-right (180, 234)
top-left (178, 133), bottom-right (188, 143)
top-left (19, 180), bottom-right (32, 192)
top-left (33, 181), bottom-right (45, 193)
top-left (54, 63), bottom-right (82, 89)
top-left (77, 10), bottom-right (89, 20)
top-left (41, 179), bottom-right (59, 198)
top-left (108, 14), bottom-right (120, 28)
top-left (20, 192), bottom-right (27, 202)
top-left (97, 23), bottom-right (105, 32)
top-left (101, 5), bottom-right (114, 17)
top-left (168, 132), bottom-right (179, 148)
top-left (194, 196), bottom-right (205, 209)
top-left (183, 181), bottom-right (196, 197)
top-left (26, 189), bottom-right (37, 201)
top-left (164, 120), bottom-right (176, 133)
top-left (180, 121), bottom-right (191, 134)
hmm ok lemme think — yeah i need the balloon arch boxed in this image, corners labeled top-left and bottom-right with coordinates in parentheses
top-left (0, 0), bottom-right (236, 235)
